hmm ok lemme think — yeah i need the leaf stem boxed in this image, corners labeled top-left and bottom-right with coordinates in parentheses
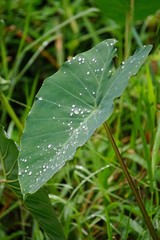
top-left (103, 122), bottom-right (158, 240)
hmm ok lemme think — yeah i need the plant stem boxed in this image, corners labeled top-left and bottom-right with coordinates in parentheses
top-left (0, 92), bottom-right (23, 134)
top-left (103, 122), bottom-right (158, 240)
top-left (124, 0), bottom-right (134, 60)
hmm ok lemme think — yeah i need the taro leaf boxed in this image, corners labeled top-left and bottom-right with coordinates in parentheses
top-left (0, 125), bottom-right (66, 240)
top-left (18, 39), bottom-right (152, 195)
top-left (95, 0), bottom-right (160, 25)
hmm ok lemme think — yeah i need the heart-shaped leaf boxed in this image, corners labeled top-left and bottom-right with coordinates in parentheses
top-left (18, 39), bottom-right (152, 195)
top-left (0, 125), bottom-right (66, 240)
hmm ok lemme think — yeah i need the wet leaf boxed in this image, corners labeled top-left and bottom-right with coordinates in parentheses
top-left (18, 39), bottom-right (152, 195)
top-left (0, 125), bottom-right (66, 240)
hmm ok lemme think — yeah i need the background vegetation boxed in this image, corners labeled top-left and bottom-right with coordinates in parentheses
top-left (0, 0), bottom-right (160, 239)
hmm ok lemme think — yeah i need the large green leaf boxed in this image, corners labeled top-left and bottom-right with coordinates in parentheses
top-left (18, 39), bottom-right (152, 195)
top-left (95, 0), bottom-right (160, 25)
top-left (0, 125), bottom-right (66, 240)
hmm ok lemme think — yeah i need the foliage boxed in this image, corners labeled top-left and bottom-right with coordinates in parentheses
top-left (95, 0), bottom-right (160, 25)
top-left (0, 0), bottom-right (160, 239)
top-left (18, 40), bottom-right (152, 195)
top-left (0, 125), bottom-right (66, 240)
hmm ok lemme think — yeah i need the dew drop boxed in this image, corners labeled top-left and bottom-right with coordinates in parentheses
top-left (74, 109), bottom-right (79, 114)
top-left (43, 41), bottom-right (48, 47)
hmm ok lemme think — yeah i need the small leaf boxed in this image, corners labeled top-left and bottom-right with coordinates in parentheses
top-left (0, 125), bottom-right (66, 240)
top-left (18, 39), bottom-right (152, 195)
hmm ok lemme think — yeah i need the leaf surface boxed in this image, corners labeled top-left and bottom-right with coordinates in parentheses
top-left (0, 125), bottom-right (66, 240)
top-left (18, 39), bottom-right (152, 195)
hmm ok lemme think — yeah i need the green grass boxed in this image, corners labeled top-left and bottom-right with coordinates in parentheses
top-left (0, 0), bottom-right (160, 239)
